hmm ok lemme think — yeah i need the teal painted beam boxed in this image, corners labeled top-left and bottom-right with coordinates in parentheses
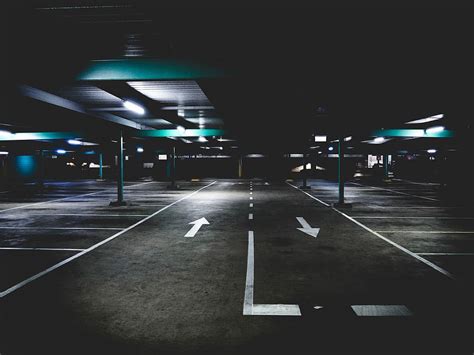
top-left (371, 129), bottom-right (454, 138)
top-left (0, 129), bottom-right (226, 141)
top-left (136, 129), bottom-right (225, 138)
top-left (77, 59), bottom-right (227, 81)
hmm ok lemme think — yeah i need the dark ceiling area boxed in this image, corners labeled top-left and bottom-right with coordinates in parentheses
top-left (4, 2), bottom-right (473, 152)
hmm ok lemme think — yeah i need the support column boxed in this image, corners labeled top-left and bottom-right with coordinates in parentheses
top-left (37, 148), bottom-right (44, 189)
top-left (300, 152), bottom-right (310, 189)
top-left (168, 146), bottom-right (179, 189)
top-left (98, 152), bottom-right (104, 180)
top-left (383, 154), bottom-right (389, 181)
top-left (334, 138), bottom-right (351, 208)
top-left (238, 156), bottom-right (243, 178)
top-left (110, 131), bottom-right (127, 206)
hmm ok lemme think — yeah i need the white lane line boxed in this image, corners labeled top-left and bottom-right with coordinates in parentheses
top-left (14, 213), bottom-right (150, 217)
top-left (243, 230), bottom-right (301, 316)
top-left (0, 181), bottom-right (156, 214)
top-left (416, 252), bottom-right (474, 256)
top-left (0, 227), bottom-right (123, 231)
top-left (374, 231), bottom-right (474, 234)
top-left (288, 183), bottom-right (454, 279)
top-left (250, 197), bottom-right (253, 200)
top-left (249, 213), bottom-right (253, 220)
top-left (366, 206), bottom-right (461, 209)
top-left (354, 216), bottom-right (474, 220)
top-left (0, 181), bottom-right (216, 298)
top-left (243, 231), bottom-right (255, 315)
top-left (351, 305), bottom-right (413, 317)
top-left (249, 203), bottom-right (253, 208)
top-left (249, 192), bottom-right (253, 195)
top-left (349, 182), bottom-right (439, 202)
top-left (286, 182), bottom-right (330, 207)
top-left (0, 247), bottom-right (85, 252)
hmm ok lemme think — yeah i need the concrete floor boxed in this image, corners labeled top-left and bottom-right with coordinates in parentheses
top-left (0, 178), bottom-right (472, 354)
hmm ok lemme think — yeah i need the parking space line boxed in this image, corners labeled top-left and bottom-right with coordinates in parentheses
top-left (288, 182), bottom-right (454, 279)
top-left (351, 305), bottom-right (413, 317)
top-left (0, 181), bottom-right (216, 298)
top-left (21, 213), bottom-right (150, 217)
top-left (354, 216), bottom-right (474, 220)
top-left (349, 182), bottom-right (439, 202)
top-left (0, 181), bottom-right (157, 214)
top-left (416, 253), bottom-right (474, 256)
top-left (286, 182), bottom-right (331, 207)
top-left (0, 247), bottom-right (85, 252)
top-left (243, 231), bottom-right (254, 315)
top-left (374, 231), bottom-right (474, 234)
top-left (0, 227), bottom-right (123, 231)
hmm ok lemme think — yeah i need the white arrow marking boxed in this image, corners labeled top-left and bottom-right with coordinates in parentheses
top-left (184, 217), bottom-right (210, 238)
top-left (296, 217), bottom-right (320, 238)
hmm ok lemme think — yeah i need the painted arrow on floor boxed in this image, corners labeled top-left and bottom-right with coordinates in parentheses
top-left (185, 217), bottom-right (210, 238)
top-left (296, 217), bottom-right (320, 238)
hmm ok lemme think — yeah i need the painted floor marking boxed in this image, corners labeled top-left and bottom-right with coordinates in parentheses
top-left (249, 213), bottom-right (253, 220)
top-left (249, 203), bottom-right (253, 208)
top-left (0, 181), bottom-right (216, 298)
top-left (354, 216), bottom-right (474, 220)
top-left (0, 247), bottom-right (85, 252)
top-left (0, 181), bottom-right (156, 214)
top-left (250, 197), bottom-right (253, 200)
top-left (286, 182), bottom-right (330, 207)
top-left (416, 252), bottom-right (474, 256)
top-left (243, 231), bottom-right (301, 316)
top-left (288, 182), bottom-right (454, 279)
top-left (0, 227), bottom-right (123, 231)
top-left (249, 192), bottom-right (253, 195)
top-left (349, 182), bottom-right (439, 202)
top-left (351, 305), bottom-right (413, 317)
top-left (375, 230), bottom-right (474, 234)
top-left (21, 213), bottom-right (150, 217)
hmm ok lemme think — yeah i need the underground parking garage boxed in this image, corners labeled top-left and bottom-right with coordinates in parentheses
top-left (2, 3), bottom-right (473, 355)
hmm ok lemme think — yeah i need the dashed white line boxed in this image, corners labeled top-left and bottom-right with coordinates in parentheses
top-left (249, 203), bottom-right (253, 208)
top-left (416, 252), bottom-right (474, 256)
top-left (0, 247), bottom-right (86, 252)
top-left (351, 305), bottom-right (413, 317)
top-left (249, 213), bottom-right (253, 220)
top-left (250, 197), bottom-right (253, 200)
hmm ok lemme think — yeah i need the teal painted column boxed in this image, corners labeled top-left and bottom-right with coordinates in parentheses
top-left (338, 139), bottom-right (344, 204)
top-left (383, 154), bottom-right (389, 180)
top-left (117, 131), bottom-right (124, 203)
top-left (37, 149), bottom-right (44, 188)
top-left (98, 153), bottom-right (103, 179)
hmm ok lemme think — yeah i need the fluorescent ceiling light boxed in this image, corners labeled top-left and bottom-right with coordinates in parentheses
top-left (373, 137), bottom-right (385, 143)
top-left (67, 139), bottom-right (82, 145)
top-left (406, 114), bottom-right (444, 125)
top-left (328, 146), bottom-right (334, 151)
top-left (177, 109), bottom-right (185, 117)
top-left (0, 130), bottom-right (13, 138)
top-left (0, 151), bottom-right (8, 155)
top-left (123, 100), bottom-right (145, 115)
top-left (198, 136), bottom-right (207, 142)
top-left (427, 149), bottom-right (437, 154)
top-left (182, 139), bottom-right (192, 144)
top-left (56, 149), bottom-right (66, 154)
top-left (425, 126), bottom-right (445, 134)
top-left (158, 154), bottom-right (167, 160)
top-left (314, 135), bottom-right (327, 142)
top-left (136, 147), bottom-right (144, 153)
top-left (344, 136), bottom-right (352, 142)
top-left (177, 125), bottom-right (186, 134)
top-left (199, 124), bottom-right (205, 129)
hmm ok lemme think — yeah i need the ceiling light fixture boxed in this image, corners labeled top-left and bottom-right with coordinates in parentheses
top-left (425, 126), bottom-right (445, 134)
top-left (373, 137), bottom-right (385, 143)
top-left (406, 114), bottom-right (444, 125)
top-left (56, 149), bottom-right (66, 154)
top-left (123, 100), bottom-right (145, 115)
top-left (67, 139), bottom-right (82, 145)
top-left (177, 125), bottom-right (186, 134)
top-left (136, 147), bottom-right (144, 153)
top-left (427, 149), bottom-right (437, 154)
top-left (198, 136), bottom-right (207, 142)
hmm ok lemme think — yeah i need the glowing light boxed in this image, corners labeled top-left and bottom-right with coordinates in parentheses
top-left (0, 130), bottom-right (13, 138)
top-left (123, 100), bottom-right (145, 114)
top-left (177, 126), bottom-right (186, 134)
top-left (136, 147), bottom-right (144, 153)
top-left (314, 135), bottom-right (327, 142)
top-left (427, 149), bottom-right (437, 154)
top-left (344, 136), bottom-right (352, 142)
top-left (425, 126), bottom-right (445, 134)
top-left (56, 149), bottom-right (66, 154)
top-left (198, 136), bottom-right (207, 142)
top-left (328, 146), bottom-right (334, 151)
top-left (374, 137), bottom-right (385, 143)
top-left (406, 114), bottom-right (444, 124)
top-left (67, 139), bottom-right (82, 145)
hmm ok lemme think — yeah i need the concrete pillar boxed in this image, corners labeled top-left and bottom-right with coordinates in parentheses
top-left (383, 154), bottom-right (389, 180)
top-left (238, 156), bottom-right (243, 178)
top-left (300, 152), bottom-right (310, 189)
top-left (335, 138), bottom-right (351, 208)
top-left (110, 131), bottom-right (126, 206)
top-left (168, 146), bottom-right (179, 189)
top-left (37, 148), bottom-right (44, 188)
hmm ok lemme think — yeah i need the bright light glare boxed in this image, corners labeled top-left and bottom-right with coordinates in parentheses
top-left (136, 147), bottom-right (144, 153)
top-left (0, 151), bottom-right (8, 155)
top-left (67, 139), bottom-right (82, 145)
top-left (0, 130), bottom-right (13, 138)
top-left (177, 125), bottom-right (186, 134)
top-left (123, 100), bottom-right (145, 114)
top-left (328, 146), bottom-right (334, 151)
top-left (406, 114), bottom-right (444, 124)
top-left (344, 136), bottom-right (352, 142)
top-left (374, 137), bottom-right (385, 143)
top-left (425, 126), bottom-right (445, 134)
top-left (427, 149), bottom-right (437, 154)
top-left (314, 135), bottom-right (327, 142)
top-left (56, 149), bottom-right (66, 154)
top-left (198, 136), bottom-right (207, 142)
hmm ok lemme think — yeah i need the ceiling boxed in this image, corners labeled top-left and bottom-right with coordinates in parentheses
top-left (5, 2), bottom-right (473, 154)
